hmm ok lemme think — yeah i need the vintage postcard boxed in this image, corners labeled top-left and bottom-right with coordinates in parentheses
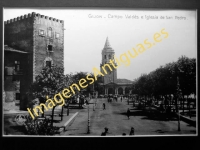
top-left (3, 8), bottom-right (197, 136)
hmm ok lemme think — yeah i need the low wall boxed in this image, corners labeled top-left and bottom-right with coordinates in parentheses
top-left (177, 114), bottom-right (196, 127)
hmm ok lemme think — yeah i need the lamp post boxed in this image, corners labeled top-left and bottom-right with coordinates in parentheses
top-left (93, 91), bottom-right (95, 111)
top-left (177, 76), bottom-right (181, 131)
top-left (95, 92), bottom-right (97, 106)
top-left (87, 102), bottom-right (90, 134)
top-left (128, 95), bottom-right (129, 105)
top-left (169, 64), bottom-right (184, 131)
top-left (177, 67), bottom-right (184, 131)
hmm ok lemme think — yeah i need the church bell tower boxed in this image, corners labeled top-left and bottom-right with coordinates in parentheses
top-left (100, 37), bottom-right (117, 85)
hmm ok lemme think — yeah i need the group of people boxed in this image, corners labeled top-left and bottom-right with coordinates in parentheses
top-left (103, 97), bottom-right (132, 120)
top-left (101, 127), bottom-right (135, 136)
top-left (107, 95), bottom-right (124, 103)
top-left (100, 94), bottom-right (135, 136)
top-left (73, 94), bottom-right (89, 108)
top-left (103, 95), bottom-right (124, 109)
top-left (106, 95), bottom-right (127, 104)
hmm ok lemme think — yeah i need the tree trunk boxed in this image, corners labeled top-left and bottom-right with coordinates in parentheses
top-left (79, 98), bottom-right (81, 108)
top-left (183, 95), bottom-right (185, 114)
top-left (60, 106), bottom-right (64, 121)
top-left (51, 106), bottom-right (56, 126)
top-left (67, 105), bottom-right (69, 116)
top-left (189, 99), bottom-right (191, 118)
top-left (170, 95), bottom-right (171, 108)
top-left (187, 95), bottom-right (190, 117)
top-left (42, 106), bottom-right (44, 117)
top-left (175, 95), bottom-right (178, 113)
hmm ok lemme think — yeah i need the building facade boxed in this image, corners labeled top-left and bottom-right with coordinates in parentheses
top-left (99, 38), bottom-right (132, 95)
top-left (4, 12), bottom-right (64, 110)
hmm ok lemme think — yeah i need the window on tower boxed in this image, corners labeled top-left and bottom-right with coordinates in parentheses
top-left (39, 29), bottom-right (45, 36)
top-left (55, 32), bottom-right (60, 39)
top-left (109, 54), bottom-right (111, 59)
top-left (46, 61), bottom-right (52, 68)
top-left (48, 27), bottom-right (53, 38)
top-left (105, 55), bottom-right (106, 59)
top-left (48, 45), bottom-right (53, 51)
top-left (44, 57), bottom-right (53, 68)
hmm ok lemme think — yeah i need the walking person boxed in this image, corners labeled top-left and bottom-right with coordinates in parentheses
top-left (127, 108), bottom-right (131, 119)
top-left (103, 103), bottom-right (106, 110)
top-left (129, 127), bottom-right (134, 135)
top-left (80, 95), bottom-right (84, 108)
top-left (85, 99), bottom-right (88, 105)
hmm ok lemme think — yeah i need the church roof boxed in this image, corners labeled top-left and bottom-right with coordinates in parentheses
top-left (102, 37), bottom-right (114, 52)
top-left (116, 79), bottom-right (133, 84)
top-left (104, 37), bottom-right (111, 48)
top-left (99, 78), bottom-right (133, 86)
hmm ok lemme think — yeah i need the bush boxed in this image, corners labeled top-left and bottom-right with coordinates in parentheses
top-left (24, 116), bottom-right (59, 135)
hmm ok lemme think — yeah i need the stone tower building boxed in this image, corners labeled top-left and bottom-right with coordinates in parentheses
top-left (99, 37), bottom-right (133, 95)
top-left (4, 12), bottom-right (64, 110)
top-left (100, 37), bottom-right (117, 85)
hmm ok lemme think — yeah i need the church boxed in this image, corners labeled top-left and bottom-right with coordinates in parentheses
top-left (99, 37), bottom-right (133, 95)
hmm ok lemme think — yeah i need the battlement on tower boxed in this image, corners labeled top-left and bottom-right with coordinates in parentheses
top-left (4, 12), bottom-right (64, 25)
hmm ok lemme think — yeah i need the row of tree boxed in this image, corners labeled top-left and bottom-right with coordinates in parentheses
top-left (132, 56), bottom-right (196, 103)
top-left (28, 55), bottom-right (196, 118)
top-left (28, 67), bottom-right (100, 122)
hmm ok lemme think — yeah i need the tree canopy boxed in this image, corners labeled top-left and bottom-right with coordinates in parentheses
top-left (132, 56), bottom-right (196, 99)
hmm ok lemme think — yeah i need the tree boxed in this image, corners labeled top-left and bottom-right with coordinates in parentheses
top-left (70, 72), bottom-right (102, 96)
top-left (132, 56), bottom-right (196, 112)
top-left (29, 65), bottom-right (73, 125)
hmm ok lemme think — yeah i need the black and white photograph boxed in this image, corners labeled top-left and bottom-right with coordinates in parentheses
top-left (2, 8), bottom-right (197, 137)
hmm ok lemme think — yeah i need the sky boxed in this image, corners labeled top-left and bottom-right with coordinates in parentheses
top-left (3, 8), bottom-right (197, 81)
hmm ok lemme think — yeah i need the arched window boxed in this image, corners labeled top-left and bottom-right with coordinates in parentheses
top-left (46, 61), bottom-right (51, 67)
top-left (104, 55), bottom-right (106, 59)
top-left (109, 54), bottom-right (111, 59)
top-left (48, 27), bottom-right (53, 38)
top-left (44, 57), bottom-right (53, 68)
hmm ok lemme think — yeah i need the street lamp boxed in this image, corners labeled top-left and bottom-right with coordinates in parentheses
top-left (87, 102), bottom-right (90, 134)
top-left (177, 76), bottom-right (181, 131)
top-left (95, 93), bottom-right (97, 106)
top-left (176, 67), bottom-right (184, 131)
top-left (169, 64), bottom-right (184, 131)
top-left (128, 95), bottom-right (129, 105)
top-left (93, 92), bottom-right (95, 111)
top-left (92, 83), bottom-right (95, 111)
